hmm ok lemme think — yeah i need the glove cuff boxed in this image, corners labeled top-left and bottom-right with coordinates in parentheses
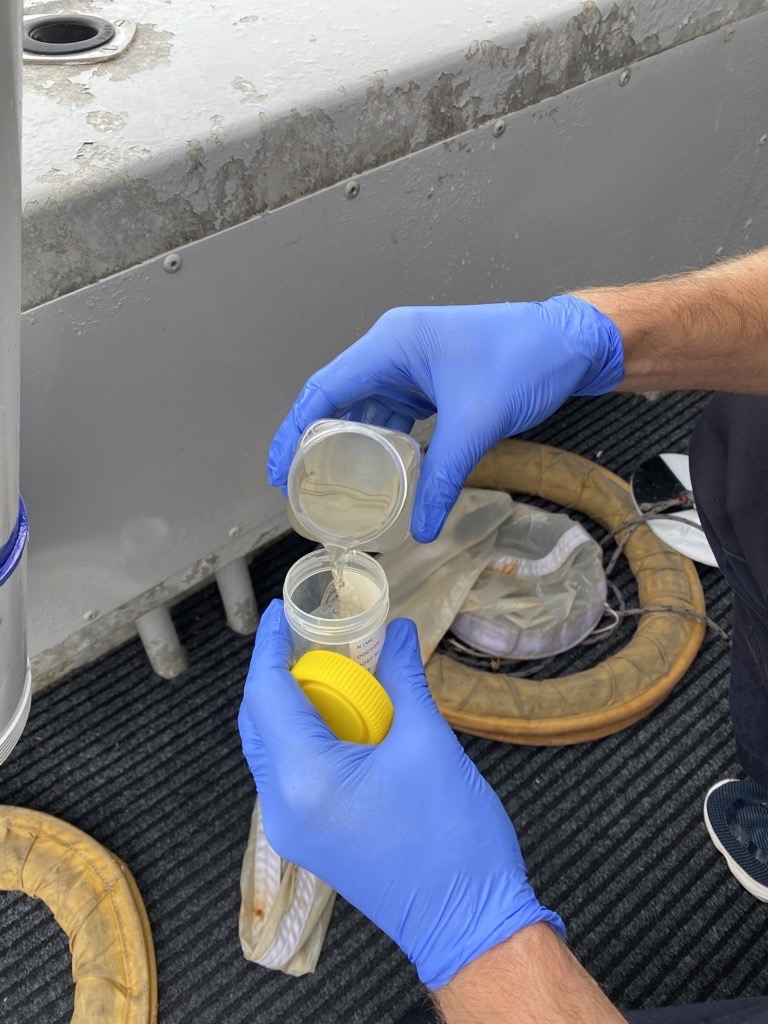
top-left (417, 898), bottom-right (566, 991)
top-left (555, 294), bottom-right (626, 397)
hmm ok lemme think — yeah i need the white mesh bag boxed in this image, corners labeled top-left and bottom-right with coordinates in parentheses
top-left (450, 502), bottom-right (607, 659)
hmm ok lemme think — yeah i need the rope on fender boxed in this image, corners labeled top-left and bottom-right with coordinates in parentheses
top-left (426, 439), bottom-right (709, 746)
top-left (0, 806), bottom-right (157, 1024)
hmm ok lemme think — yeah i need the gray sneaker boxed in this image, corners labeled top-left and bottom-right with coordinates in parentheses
top-left (703, 778), bottom-right (768, 902)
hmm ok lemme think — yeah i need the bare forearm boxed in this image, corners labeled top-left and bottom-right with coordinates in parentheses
top-left (433, 923), bottom-right (627, 1024)
top-left (576, 247), bottom-right (768, 394)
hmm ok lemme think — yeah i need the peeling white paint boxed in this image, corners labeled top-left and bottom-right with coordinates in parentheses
top-left (22, 0), bottom-right (768, 308)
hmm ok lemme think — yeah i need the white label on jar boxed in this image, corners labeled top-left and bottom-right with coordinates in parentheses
top-left (350, 621), bottom-right (386, 672)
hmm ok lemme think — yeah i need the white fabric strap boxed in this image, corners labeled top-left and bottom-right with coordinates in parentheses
top-left (251, 800), bottom-right (321, 971)
top-left (486, 523), bottom-right (591, 578)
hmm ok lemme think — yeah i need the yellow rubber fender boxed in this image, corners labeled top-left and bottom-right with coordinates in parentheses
top-left (426, 439), bottom-right (707, 745)
top-left (0, 806), bottom-right (157, 1024)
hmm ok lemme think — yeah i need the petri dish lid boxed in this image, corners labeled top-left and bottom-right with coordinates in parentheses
top-left (287, 420), bottom-right (409, 548)
top-left (291, 649), bottom-right (393, 743)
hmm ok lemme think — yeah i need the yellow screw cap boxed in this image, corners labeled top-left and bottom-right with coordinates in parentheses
top-left (291, 650), bottom-right (394, 744)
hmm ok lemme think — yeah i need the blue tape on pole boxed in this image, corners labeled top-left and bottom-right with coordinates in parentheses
top-left (0, 497), bottom-right (28, 587)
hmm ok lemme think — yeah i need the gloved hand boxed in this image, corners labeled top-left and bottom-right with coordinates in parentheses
top-left (267, 295), bottom-right (624, 542)
top-left (239, 601), bottom-right (565, 989)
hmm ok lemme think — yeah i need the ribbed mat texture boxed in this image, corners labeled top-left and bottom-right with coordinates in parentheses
top-left (1, 392), bottom-right (767, 1023)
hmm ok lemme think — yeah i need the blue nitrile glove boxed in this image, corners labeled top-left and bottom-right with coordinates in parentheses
top-left (267, 295), bottom-right (624, 542)
top-left (239, 601), bottom-right (565, 989)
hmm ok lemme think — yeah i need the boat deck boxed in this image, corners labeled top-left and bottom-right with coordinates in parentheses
top-left (3, 390), bottom-right (765, 1024)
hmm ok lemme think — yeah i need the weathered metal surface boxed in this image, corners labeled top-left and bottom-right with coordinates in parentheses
top-left (21, 7), bottom-right (768, 685)
top-left (22, 0), bottom-right (768, 309)
top-left (216, 558), bottom-right (260, 637)
top-left (134, 604), bottom-right (188, 679)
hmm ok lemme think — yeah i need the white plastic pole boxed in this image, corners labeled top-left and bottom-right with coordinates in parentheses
top-left (0, 0), bottom-right (31, 767)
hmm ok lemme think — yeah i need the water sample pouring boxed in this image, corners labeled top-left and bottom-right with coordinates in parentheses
top-left (287, 419), bottom-right (422, 552)
top-left (283, 549), bottom-right (389, 671)
top-left (284, 419), bottom-right (422, 668)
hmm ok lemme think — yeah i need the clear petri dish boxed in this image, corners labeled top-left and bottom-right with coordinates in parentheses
top-left (286, 419), bottom-right (421, 551)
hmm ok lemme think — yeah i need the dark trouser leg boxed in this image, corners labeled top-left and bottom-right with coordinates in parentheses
top-left (624, 996), bottom-right (768, 1022)
top-left (689, 394), bottom-right (768, 790)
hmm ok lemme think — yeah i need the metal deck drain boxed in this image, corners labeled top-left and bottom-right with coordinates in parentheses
top-left (22, 15), bottom-right (136, 64)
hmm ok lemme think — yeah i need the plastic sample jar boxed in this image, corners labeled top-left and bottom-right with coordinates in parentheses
top-left (287, 419), bottom-right (422, 552)
top-left (291, 649), bottom-right (393, 743)
top-left (283, 549), bottom-right (389, 671)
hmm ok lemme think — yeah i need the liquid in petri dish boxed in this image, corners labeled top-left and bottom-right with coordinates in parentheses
top-left (293, 430), bottom-right (403, 545)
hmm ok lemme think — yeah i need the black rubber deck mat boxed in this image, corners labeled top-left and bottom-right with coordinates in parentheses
top-left (2, 391), bottom-right (767, 1023)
